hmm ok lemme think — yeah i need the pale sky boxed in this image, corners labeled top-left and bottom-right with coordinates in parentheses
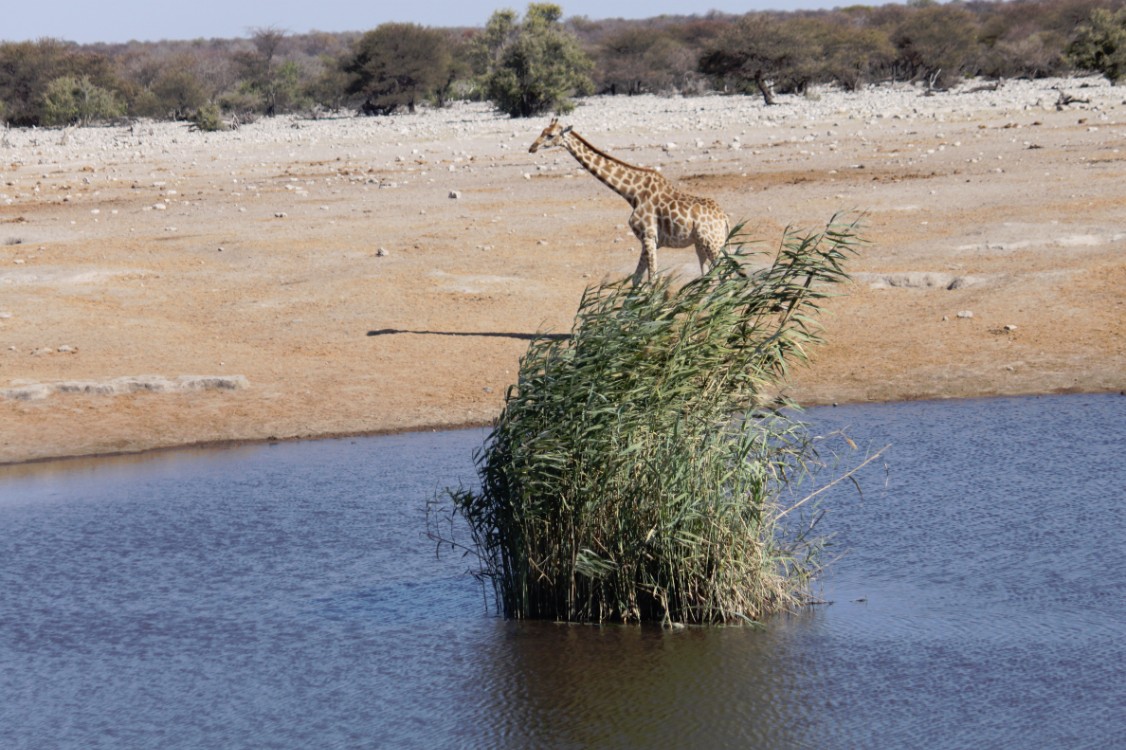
top-left (3, 0), bottom-right (859, 45)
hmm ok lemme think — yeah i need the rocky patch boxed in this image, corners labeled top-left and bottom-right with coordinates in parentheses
top-left (853, 272), bottom-right (992, 290)
top-left (2, 375), bottom-right (249, 401)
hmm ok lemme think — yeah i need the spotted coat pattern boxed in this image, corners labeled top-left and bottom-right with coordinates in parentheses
top-left (529, 118), bottom-right (730, 286)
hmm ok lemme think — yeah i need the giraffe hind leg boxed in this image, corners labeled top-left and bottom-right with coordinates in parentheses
top-left (694, 243), bottom-right (711, 274)
top-left (695, 239), bottom-right (719, 275)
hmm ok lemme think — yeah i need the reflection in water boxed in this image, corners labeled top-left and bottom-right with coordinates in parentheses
top-left (1, 395), bottom-right (1123, 749)
top-left (476, 620), bottom-right (819, 749)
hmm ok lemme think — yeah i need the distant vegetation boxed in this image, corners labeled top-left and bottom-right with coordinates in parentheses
top-left (1, 0), bottom-right (1124, 126)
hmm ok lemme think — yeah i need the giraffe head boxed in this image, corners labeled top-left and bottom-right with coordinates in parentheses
top-left (528, 118), bottom-right (572, 153)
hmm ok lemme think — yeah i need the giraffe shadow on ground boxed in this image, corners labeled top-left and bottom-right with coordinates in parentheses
top-left (367, 328), bottom-right (570, 342)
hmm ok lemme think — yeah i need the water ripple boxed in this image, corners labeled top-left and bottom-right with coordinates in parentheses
top-left (1, 397), bottom-right (1124, 749)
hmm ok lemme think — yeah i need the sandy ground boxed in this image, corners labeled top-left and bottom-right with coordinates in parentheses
top-left (1, 77), bottom-right (1124, 464)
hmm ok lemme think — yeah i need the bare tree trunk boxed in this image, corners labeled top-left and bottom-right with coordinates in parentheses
top-left (755, 74), bottom-right (776, 106)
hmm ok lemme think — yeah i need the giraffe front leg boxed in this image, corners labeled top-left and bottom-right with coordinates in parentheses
top-left (631, 236), bottom-right (657, 286)
top-left (631, 251), bottom-right (647, 286)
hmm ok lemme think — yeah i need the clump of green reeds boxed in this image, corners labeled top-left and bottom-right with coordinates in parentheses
top-left (441, 216), bottom-right (863, 624)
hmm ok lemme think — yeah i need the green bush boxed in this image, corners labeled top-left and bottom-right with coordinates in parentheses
top-left (41, 75), bottom-right (124, 126)
top-left (476, 3), bottom-right (593, 117)
top-left (0, 40), bottom-right (121, 126)
top-left (438, 217), bottom-right (864, 624)
top-left (1068, 8), bottom-right (1126, 84)
top-left (188, 102), bottom-right (228, 132)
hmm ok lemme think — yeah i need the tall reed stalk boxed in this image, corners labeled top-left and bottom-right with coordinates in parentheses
top-left (441, 216), bottom-right (862, 624)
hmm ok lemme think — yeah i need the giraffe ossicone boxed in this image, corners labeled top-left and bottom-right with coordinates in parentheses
top-left (529, 118), bottom-right (730, 286)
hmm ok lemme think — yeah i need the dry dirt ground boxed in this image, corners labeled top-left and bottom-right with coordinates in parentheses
top-left (2, 78), bottom-right (1124, 464)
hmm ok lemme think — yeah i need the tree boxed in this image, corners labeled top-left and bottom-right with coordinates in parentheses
top-left (596, 26), bottom-right (697, 95)
top-left (230, 27), bottom-right (309, 116)
top-left (699, 14), bottom-right (818, 104)
top-left (1068, 8), bottom-right (1126, 83)
top-left (890, 4), bottom-right (980, 88)
top-left (821, 23), bottom-right (897, 91)
top-left (345, 23), bottom-right (454, 114)
top-left (112, 44), bottom-right (238, 120)
top-left (302, 32), bottom-right (358, 111)
top-left (41, 75), bottom-right (124, 125)
top-left (979, 29), bottom-right (1068, 79)
top-left (0, 39), bottom-right (119, 126)
top-left (148, 66), bottom-right (209, 119)
top-left (476, 3), bottom-right (594, 118)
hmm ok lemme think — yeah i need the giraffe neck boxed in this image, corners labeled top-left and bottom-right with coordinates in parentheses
top-left (562, 131), bottom-right (656, 206)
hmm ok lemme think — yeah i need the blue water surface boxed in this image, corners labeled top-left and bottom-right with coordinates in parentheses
top-left (1, 394), bottom-right (1123, 749)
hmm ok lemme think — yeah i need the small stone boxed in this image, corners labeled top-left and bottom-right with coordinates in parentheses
top-left (376, 248), bottom-right (388, 257)
top-left (1004, 324), bottom-right (1017, 332)
top-left (57, 345), bottom-right (77, 354)
top-left (448, 190), bottom-right (461, 200)
top-left (956, 310), bottom-right (974, 319)
top-left (274, 212), bottom-right (287, 218)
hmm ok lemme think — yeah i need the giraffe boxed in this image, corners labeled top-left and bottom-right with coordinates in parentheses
top-left (529, 118), bottom-right (730, 286)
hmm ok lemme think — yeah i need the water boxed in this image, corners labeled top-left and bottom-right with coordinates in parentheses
top-left (1, 394), bottom-right (1123, 749)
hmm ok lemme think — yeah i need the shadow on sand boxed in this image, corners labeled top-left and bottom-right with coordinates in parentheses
top-left (367, 328), bottom-right (570, 342)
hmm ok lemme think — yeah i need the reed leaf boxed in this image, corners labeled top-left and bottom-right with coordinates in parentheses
top-left (439, 215), bottom-right (864, 624)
